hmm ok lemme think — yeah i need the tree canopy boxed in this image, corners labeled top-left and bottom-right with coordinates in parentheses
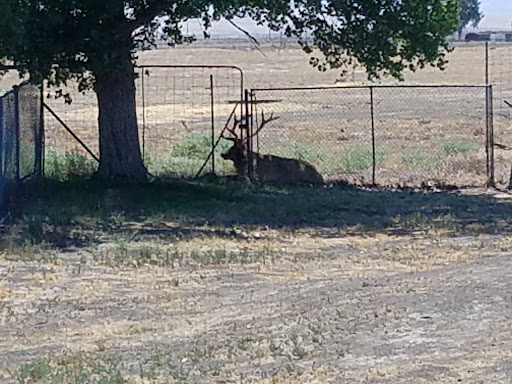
top-left (457, 0), bottom-right (483, 39)
top-left (0, 0), bottom-right (459, 180)
top-left (1, 1), bottom-right (459, 82)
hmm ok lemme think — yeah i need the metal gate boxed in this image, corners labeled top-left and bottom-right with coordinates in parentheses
top-left (138, 65), bottom-right (244, 178)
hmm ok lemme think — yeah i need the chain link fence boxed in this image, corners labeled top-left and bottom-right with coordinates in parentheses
top-left (0, 82), bottom-right (42, 208)
top-left (250, 85), bottom-right (491, 187)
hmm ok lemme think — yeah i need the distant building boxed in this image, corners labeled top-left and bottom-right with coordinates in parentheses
top-left (464, 31), bottom-right (512, 42)
top-left (465, 32), bottom-right (491, 41)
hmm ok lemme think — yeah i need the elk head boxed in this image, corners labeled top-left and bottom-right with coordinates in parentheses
top-left (221, 112), bottom-right (279, 175)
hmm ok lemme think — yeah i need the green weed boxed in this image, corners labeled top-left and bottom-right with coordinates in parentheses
top-left (45, 150), bottom-right (97, 180)
top-left (342, 147), bottom-right (385, 172)
top-left (93, 244), bottom-right (276, 268)
top-left (442, 139), bottom-right (479, 156)
top-left (171, 133), bottom-right (231, 160)
top-left (15, 353), bottom-right (124, 384)
top-left (401, 150), bottom-right (441, 171)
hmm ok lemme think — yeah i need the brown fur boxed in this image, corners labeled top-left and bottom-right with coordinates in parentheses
top-left (221, 111), bottom-right (324, 185)
top-left (221, 141), bottom-right (324, 185)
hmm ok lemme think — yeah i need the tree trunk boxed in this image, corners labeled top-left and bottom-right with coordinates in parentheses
top-left (94, 54), bottom-right (147, 182)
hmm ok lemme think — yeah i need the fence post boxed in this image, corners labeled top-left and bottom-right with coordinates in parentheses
top-left (210, 74), bottom-right (215, 175)
top-left (14, 87), bottom-right (20, 181)
top-left (485, 41), bottom-right (489, 86)
top-left (489, 85), bottom-right (494, 187)
top-left (36, 84), bottom-right (44, 178)
top-left (141, 66), bottom-right (146, 162)
top-left (245, 89), bottom-right (254, 181)
top-left (485, 85), bottom-right (495, 188)
top-left (0, 95), bottom-right (3, 176)
top-left (486, 85), bottom-right (490, 183)
top-left (370, 86), bottom-right (376, 186)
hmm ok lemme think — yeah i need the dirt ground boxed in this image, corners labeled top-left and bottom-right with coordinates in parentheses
top-left (1, 187), bottom-right (512, 383)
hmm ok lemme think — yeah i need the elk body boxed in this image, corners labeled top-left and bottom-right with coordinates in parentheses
top-left (221, 113), bottom-right (324, 185)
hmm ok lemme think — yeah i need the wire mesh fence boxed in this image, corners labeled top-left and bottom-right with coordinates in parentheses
top-left (487, 42), bottom-right (512, 186)
top-left (251, 85), bottom-right (491, 187)
top-left (138, 65), bottom-right (243, 177)
top-left (44, 82), bottom-right (99, 159)
top-left (0, 82), bottom-right (42, 206)
top-left (43, 65), bottom-right (244, 178)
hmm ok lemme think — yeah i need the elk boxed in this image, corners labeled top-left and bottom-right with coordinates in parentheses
top-left (221, 112), bottom-right (324, 185)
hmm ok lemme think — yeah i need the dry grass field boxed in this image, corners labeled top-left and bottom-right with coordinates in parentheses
top-left (1, 41), bottom-right (512, 384)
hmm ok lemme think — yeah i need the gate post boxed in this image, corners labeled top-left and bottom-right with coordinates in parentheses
top-left (245, 89), bottom-right (254, 181)
top-left (370, 86), bottom-right (376, 186)
top-left (487, 85), bottom-right (495, 188)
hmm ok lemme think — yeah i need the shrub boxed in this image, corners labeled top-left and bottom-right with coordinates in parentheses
top-left (286, 142), bottom-right (329, 165)
top-left (15, 353), bottom-right (124, 384)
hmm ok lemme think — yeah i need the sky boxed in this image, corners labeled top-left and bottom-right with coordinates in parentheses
top-left (183, 0), bottom-right (512, 39)
top-left (479, 0), bottom-right (512, 29)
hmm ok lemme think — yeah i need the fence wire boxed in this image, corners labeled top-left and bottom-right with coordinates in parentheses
top-left (43, 66), bottom-right (244, 178)
top-left (487, 42), bottom-right (512, 186)
top-left (138, 65), bottom-right (243, 177)
top-left (251, 85), bottom-right (490, 187)
top-left (44, 82), bottom-right (99, 159)
top-left (0, 82), bottom-right (42, 206)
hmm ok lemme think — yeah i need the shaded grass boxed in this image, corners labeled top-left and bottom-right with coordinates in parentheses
top-left (2, 177), bottom-right (512, 250)
top-left (45, 150), bottom-right (97, 181)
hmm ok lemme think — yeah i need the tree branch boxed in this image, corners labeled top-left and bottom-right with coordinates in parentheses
top-left (118, 0), bottom-right (168, 37)
top-left (227, 18), bottom-right (260, 46)
top-left (0, 64), bottom-right (17, 71)
top-left (226, 18), bottom-right (267, 57)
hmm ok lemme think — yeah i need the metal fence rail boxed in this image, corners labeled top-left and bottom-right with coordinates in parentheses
top-left (250, 85), bottom-right (492, 187)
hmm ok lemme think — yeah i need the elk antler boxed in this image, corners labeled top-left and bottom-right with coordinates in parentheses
top-left (222, 118), bottom-right (241, 141)
top-left (251, 111), bottom-right (280, 138)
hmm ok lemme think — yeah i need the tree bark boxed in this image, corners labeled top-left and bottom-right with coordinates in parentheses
top-left (93, 53), bottom-right (147, 182)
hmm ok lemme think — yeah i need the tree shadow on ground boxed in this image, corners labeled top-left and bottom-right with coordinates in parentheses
top-left (2, 177), bottom-right (512, 248)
